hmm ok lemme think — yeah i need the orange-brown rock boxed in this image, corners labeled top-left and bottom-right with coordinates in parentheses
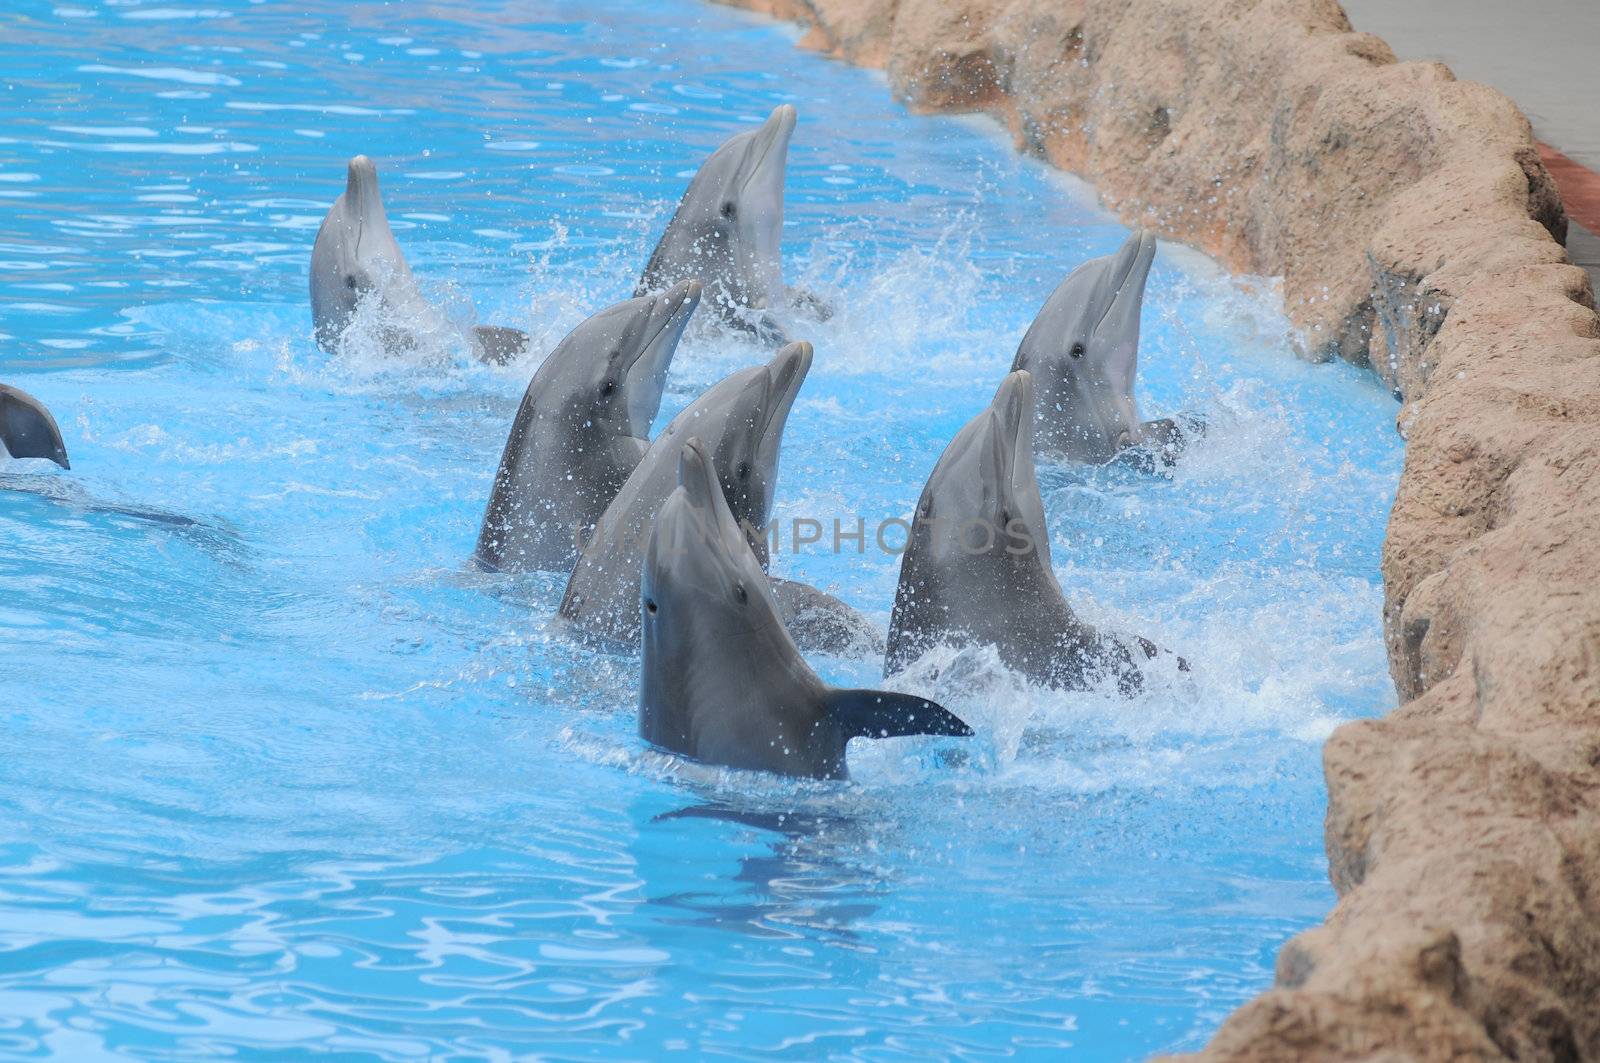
top-left (714, 0), bottom-right (1600, 1058)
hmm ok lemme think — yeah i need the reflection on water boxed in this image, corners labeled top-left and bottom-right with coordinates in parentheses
top-left (649, 802), bottom-right (883, 941)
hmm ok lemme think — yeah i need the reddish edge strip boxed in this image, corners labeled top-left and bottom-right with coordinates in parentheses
top-left (1539, 142), bottom-right (1600, 234)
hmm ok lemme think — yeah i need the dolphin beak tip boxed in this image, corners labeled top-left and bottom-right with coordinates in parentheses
top-left (1008, 369), bottom-right (1035, 409)
top-left (346, 155), bottom-right (378, 198)
top-left (782, 340), bottom-right (814, 379)
top-left (997, 372), bottom-right (1031, 424)
top-left (1137, 230), bottom-right (1158, 265)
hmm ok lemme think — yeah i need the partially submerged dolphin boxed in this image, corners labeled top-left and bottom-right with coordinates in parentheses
top-left (559, 341), bottom-right (872, 654)
top-left (885, 370), bottom-right (1177, 694)
top-left (641, 437), bottom-right (972, 779)
top-left (637, 105), bottom-right (827, 345)
top-left (311, 155), bottom-right (529, 364)
top-left (0, 384), bottom-right (69, 469)
top-left (1013, 230), bottom-right (1192, 467)
top-left (0, 387), bottom-right (203, 526)
top-left (475, 280), bottom-right (701, 573)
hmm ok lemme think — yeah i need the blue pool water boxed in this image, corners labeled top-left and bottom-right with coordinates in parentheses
top-left (0, 1), bottom-right (1403, 1057)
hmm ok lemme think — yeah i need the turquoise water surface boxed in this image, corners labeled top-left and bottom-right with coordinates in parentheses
top-left (0, 1), bottom-right (1402, 1058)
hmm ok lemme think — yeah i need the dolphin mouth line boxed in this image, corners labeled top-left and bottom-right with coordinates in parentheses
top-left (1091, 232), bottom-right (1155, 335)
top-left (987, 411), bottom-right (1026, 497)
top-left (738, 107), bottom-right (796, 199)
top-left (985, 374), bottom-right (1035, 518)
top-left (1001, 409), bottom-right (1027, 480)
top-left (346, 162), bottom-right (379, 262)
top-left (757, 350), bottom-right (807, 441)
top-left (624, 286), bottom-right (697, 376)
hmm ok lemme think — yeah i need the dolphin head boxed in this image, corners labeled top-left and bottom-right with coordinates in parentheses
top-left (708, 339), bottom-right (811, 548)
top-left (914, 371), bottom-right (1055, 576)
top-left (1014, 229), bottom-right (1157, 462)
top-left (543, 280), bottom-right (702, 438)
top-left (311, 155), bottom-right (410, 339)
top-left (643, 437), bottom-right (787, 651)
top-left (696, 104), bottom-right (796, 308)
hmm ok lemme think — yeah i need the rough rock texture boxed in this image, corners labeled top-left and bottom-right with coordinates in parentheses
top-left (716, 0), bottom-right (1600, 1058)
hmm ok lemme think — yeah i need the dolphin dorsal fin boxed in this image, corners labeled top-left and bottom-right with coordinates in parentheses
top-left (0, 386), bottom-right (70, 469)
top-left (823, 689), bottom-right (973, 740)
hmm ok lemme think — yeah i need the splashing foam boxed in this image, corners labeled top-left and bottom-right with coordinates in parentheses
top-left (329, 260), bottom-right (481, 375)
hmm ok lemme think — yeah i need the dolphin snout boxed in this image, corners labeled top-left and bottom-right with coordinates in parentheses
top-left (767, 104), bottom-right (798, 139)
top-left (655, 437), bottom-right (734, 575)
top-left (748, 104), bottom-right (798, 169)
top-left (767, 340), bottom-right (812, 394)
top-left (1108, 228), bottom-right (1156, 294)
top-left (346, 154), bottom-right (379, 199)
top-left (662, 277), bottom-right (703, 317)
top-left (640, 278), bottom-right (702, 351)
top-left (676, 436), bottom-right (717, 505)
top-left (763, 340), bottom-right (812, 420)
top-left (992, 370), bottom-right (1034, 440)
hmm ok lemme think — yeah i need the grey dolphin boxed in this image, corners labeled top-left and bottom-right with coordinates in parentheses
top-left (1012, 230), bottom-right (1190, 466)
top-left (885, 370), bottom-right (1176, 694)
top-left (475, 280), bottom-right (702, 573)
top-left (0, 384), bottom-right (69, 469)
top-left (640, 437), bottom-right (972, 780)
top-left (559, 341), bottom-right (812, 647)
top-left (636, 106), bottom-right (826, 345)
top-left (310, 155), bottom-right (529, 364)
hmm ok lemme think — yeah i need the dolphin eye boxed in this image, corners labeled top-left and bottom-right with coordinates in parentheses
top-left (736, 461), bottom-right (751, 480)
top-left (645, 599), bottom-right (658, 615)
top-left (733, 582), bottom-right (748, 605)
top-left (601, 379), bottom-right (617, 397)
top-left (344, 274), bottom-right (358, 290)
top-left (719, 201), bottom-right (736, 219)
top-left (1069, 342), bottom-right (1086, 359)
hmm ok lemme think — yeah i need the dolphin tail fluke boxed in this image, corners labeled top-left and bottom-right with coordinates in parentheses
top-left (471, 325), bottom-right (531, 365)
top-left (824, 689), bottom-right (973, 740)
top-left (0, 386), bottom-right (70, 469)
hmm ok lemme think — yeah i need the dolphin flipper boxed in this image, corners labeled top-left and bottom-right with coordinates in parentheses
top-left (757, 315), bottom-right (788, 347)
top-left (824, 689), bottom-right (973, 740)
top-left (1110, 415), bottom-right (1206, 474)
top-left (471, 325), bottom-right (531, 366)
top-left (770, 576), bottom-right (885, 657)
top-left (787, 287), bottom-right (833, 322)
top-left (0, 385), bottom-right (70, 469)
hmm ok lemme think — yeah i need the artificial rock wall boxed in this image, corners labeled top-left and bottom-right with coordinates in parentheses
top-left (715, 0), bottom-right (1600, 1057)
